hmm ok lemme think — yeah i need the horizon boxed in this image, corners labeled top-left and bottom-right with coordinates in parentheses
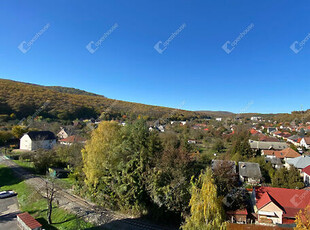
top-left (1, 0), bottom-right (310, 113)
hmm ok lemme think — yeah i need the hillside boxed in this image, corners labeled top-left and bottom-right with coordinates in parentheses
top-left (45, 86), bottom-right (104, 97)
top-left (0, 79), bottom-right (207, 120)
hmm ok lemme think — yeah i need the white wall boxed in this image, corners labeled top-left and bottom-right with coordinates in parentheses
top-left (20, 135), bottom-right (32, 151)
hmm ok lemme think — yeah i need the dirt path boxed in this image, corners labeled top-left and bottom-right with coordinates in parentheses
top-left (0, 154), bottom-right (176, 230)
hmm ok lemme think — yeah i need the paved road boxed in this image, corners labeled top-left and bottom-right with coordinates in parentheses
top-left (0, 195), bottom-right (20, 230)
top-left (0, 153), bottom-right (177, 230)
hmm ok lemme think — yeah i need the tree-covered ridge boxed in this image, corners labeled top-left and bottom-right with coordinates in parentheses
top-left (45, 86), bottom-right (104, 97)
top-left (0, 79), bottom-right (202, 120)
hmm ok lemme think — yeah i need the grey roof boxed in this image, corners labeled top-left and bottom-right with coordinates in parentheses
top-left (265, 157), bottom-right (282, 166)
top-left (26, 131), bottom-right (56, 141)
top-left (285, 155), bottom-right (310, 169)
top-left (238, 162), bottom-right (262, 179)
top-left (249, 140), bottom-right (288, 150)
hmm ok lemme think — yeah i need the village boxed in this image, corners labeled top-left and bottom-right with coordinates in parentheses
top-left (1, 112), bottom-right (310, 229)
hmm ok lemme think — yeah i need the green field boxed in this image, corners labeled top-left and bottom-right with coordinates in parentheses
top-left (0, 164), bottom-right (96, 230)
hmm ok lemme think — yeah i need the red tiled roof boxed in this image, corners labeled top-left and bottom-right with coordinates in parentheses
top-left (256, 187), bottom-right (310, 218)
top-left (17, 212), bottom-right (42, 229)
top-left (256, 192), bottom-right (273, 210)
top-left (60, 135), bottom-right (86, 143)
top-left (263, 148), bottom-right (300, 159)
top-left (251, 129), bottom-right (259, 134)
top-left (302, 165), bottom-right (310, 175)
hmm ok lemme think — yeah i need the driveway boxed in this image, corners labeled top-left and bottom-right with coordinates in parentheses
top-left (0, 196), bottom-right (20, 230)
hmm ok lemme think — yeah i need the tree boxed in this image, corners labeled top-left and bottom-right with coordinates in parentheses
top-left (11, 125), bottom-right (28, 138)
top-left (82, 121), bottom-right (121, 189)
top-left (182, 168), bottom-right (227, 230)
top-left (272, 166), bottom-right (304, 189)
top-left (213, 140), bottom-right (225, 153)
top-left (294, 205), bottom-right (310, 230)
top-left (213, 161), bottom-right (238, 197)
top-left (43, 179), bottom-right (57, 224)
top-left (0, 131), bottom-right (13, 146)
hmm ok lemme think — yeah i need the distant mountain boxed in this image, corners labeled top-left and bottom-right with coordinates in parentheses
top-left (196, 110), bottom-right (234, 117)
top-left (0, 79), bottom-right (209, 120)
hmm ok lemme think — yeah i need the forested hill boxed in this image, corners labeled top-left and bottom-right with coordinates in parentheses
top-left (0, 79), bottom-right (206, 120)
top-left (45, 86), bottom-right (104, 97)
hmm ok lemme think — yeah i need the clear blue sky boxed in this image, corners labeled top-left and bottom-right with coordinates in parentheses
top-left (0, 0), bottom-right (309, 113)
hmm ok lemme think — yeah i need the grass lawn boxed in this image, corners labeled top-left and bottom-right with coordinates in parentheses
top-left (13, 159), bottom-right (37, 174)
top-left (0, 164), bottom-right (97, 230)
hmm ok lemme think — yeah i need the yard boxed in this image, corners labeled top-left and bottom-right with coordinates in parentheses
top-left (0, 164), bottom-right (96, 230)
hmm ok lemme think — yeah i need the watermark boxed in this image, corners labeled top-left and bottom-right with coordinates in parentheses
top-left (86, 23), bottom-right (119, 54)
top-left (18, 23), bottom-right (50, 54)
top-left (290, 190), bottom-right (310, 207)
top-left (222, 23), bottom-right (254, 54)
top-left (18, 100), bottom-right (50, 127)
top-left (290, 33), bottom-right (310, 54)
top-left (154, 23), bottom-right (186, 54)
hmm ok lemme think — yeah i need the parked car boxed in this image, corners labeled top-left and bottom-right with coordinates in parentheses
top-left (0, 190), bottom-right (17, 199)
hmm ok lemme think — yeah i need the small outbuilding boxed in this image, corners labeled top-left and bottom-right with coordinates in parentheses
top-left (17, 212), bottom-right (42, 230)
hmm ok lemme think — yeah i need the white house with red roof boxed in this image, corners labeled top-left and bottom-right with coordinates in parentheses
top-left (302, 165), bottom-right (310, 186)
top-left (59, 135), bottom-right (86, 145)
top-left (253, 187), bottom-right (310, 225)
top-left (300, 137), bottom-right (310, 149)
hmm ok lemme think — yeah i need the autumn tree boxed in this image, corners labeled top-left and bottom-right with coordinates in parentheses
top-left (294, 205), bottom-right (310, 230)
top-left (213, 160), bottom-right (238, 197)
top-left (182, 168), bottom-right (227, 230)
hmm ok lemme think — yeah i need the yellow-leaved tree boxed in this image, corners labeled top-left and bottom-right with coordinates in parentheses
top-left (182, 168), bottom-right (227, 230)
top-left (294, 205), bottom-right (310, 230)
top-left (82, 121), bottom-right (121, 189)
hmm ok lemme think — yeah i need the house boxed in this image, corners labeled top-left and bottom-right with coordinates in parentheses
top-left (216, 118), bottom-right (222, 121)
top-left (59, 135), bottom-right (86, 145)
top-left (300, 137), bottom-right (310, 149)
top-left (285, 155), bottom-right (310, 173)
top-left (57, 127), bottom-right (70, 139)
top-left (187, 139), bottom-right (197, 144)
top-left (253, 187), bottom-right (310, 225)
top-left (251, 116), bottom-right (262, 121)
top-left (249, 140), bottom-right (288, 151)
top-left (17, 212), bottom-right (42, 230)
top-left (238, 162), bottom-right (262, 185)
top-left (20, 131), bottom-right (56, 151)
top-left (265, 157), bottom-right (283, 169)
top-left (262, 147), bottom-right (300, 160)
top-left (287, 135), bottom-right (302, 146)
top-left (267, 127), bottom-right (277, 134)
top-left (302, 165), bottom-right (310, 186)
top-left (226, 209), bottom-right (248, 224)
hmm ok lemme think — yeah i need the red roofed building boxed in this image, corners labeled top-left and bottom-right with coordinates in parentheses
top-left (59, 135), bottom-right (86, 145)
top-left (262, 147), bottom-right (300, 160)
top-left (226, 209), bottom-right (248, 223)
top-left (253, 187), bottom-right (310, 225)
top-left (302, 165), bottom-right (310, 186)
top-left (17, 212), bottom-right (42, 230)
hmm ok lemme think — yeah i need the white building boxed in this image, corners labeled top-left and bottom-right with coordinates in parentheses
top-left (216, 118), bottom-right (222, 122)
top-left (20, 131), bottom-right (56, 151)
top-left (300, 137), bottom-right (310, 149)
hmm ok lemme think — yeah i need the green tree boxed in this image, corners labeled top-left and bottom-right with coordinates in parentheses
top-left (272, 166), bottom-right (304, 189)
top-left (182, 168), bottom-right (227, 230)
top-left (213, 140), bottom-right (225, 153)
top-left (12, 125), bottom-right (28, 138)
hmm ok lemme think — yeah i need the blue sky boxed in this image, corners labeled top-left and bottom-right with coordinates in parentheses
top-left (0, 0), bottom-right (309, 113)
